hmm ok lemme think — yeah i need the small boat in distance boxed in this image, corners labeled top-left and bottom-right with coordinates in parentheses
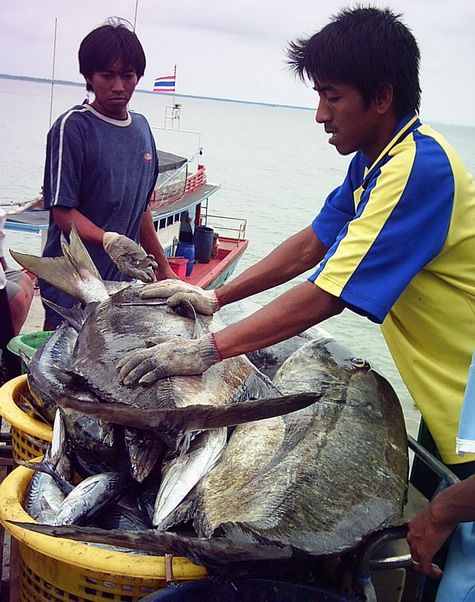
top-left (150, 146), bottom-right (248, 289)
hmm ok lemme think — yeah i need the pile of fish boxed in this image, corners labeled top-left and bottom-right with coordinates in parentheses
top-left (10, 228), bottom-right (408, 572)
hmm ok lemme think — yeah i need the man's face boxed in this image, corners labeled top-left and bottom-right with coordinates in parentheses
top-left (87, 61), bottom-right (138, 120)
top-left (314, 80), bottom-right (387, 162)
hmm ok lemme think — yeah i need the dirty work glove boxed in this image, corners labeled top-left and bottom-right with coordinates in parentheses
top-left (103, 232), bottom-right (157, 283)
top-left (117, 334), bottom-right (222, 386)
top-left (139, 280), bottom-right (220, 315)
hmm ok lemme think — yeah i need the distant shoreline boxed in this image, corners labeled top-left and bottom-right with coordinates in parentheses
top-left (0, 72), bottom-right (314, 113)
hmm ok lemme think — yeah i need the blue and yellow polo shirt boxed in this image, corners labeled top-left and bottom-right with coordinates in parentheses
top-left (310, 113), bottom-right (475, 464)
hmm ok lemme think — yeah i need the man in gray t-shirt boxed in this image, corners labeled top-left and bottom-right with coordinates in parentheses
top-left (40, 19), bottom-right (176, 329)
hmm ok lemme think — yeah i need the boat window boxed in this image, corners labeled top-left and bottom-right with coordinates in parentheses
top-left (159, 218), bottom-right (166, 230)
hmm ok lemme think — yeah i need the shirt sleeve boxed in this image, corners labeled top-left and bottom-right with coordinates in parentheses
top-left (43, 113), bottom-right (85, 210)
top-left (309, 136), bottom-right (455, 323)
top-left (312, 155), bottom-right (364, 248)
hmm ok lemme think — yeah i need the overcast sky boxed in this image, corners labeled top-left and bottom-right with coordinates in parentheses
top-left (1, 0), bottom-right (474, 127)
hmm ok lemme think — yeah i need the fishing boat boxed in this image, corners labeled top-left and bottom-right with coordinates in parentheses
top-left (4, 143), bottom-right (248, 292)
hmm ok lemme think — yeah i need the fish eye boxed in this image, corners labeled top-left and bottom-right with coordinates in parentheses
top-left (351, 357), bottom-right (370, 370)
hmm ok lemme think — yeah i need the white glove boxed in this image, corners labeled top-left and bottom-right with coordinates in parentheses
top-left (103, 232), bottom-right (157, 283)
top-left (139, 280), bottom-right (220, 315)
top-left (117, 334), bottom-right (221, 386)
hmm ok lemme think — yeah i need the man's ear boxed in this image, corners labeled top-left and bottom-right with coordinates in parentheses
top-left (374, 84), bottom-right (394, 115)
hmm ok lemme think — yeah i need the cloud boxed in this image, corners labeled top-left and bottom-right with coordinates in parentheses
top-left (0, 0), bottom-right (473, 126)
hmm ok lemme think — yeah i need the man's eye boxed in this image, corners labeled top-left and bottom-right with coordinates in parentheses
top-left (328, 96), bottom-right (340, 103)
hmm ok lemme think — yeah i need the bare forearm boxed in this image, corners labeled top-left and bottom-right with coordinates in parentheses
top-left (215, 280), bottom-right (344, 358)
top-left (430, 475), bottom-right (475, 526)
top-left (217, 226), bottom-right (327, 306)
top-left (52, 207), bottom-right (104, 245)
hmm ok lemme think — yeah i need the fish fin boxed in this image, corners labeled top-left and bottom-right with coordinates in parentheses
top-left (172, 300), bottom-right (202, 339)
top-left (42, 299), bottom-right (90, 331)
top-left (17, 348), bottom-right (31, 366)
top-left (8, 522), bottom-right (293, 566)
top-left (153, 429), bottom-right (227, 529)
top-left (55, 391), bottom-right (324, 431)
top-left (241, 371), bottom-right (282, 400)
top-left (17, 460), bottom-right (73, 495)
top-left (10, 226), bottom-right (107, 304)
top-left (61, 226), bottom-right (102, 280)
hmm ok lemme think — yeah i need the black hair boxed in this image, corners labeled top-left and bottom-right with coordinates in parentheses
top-left (79, 18), bottom-right (146, 91)
top-left (287, 5), bottom-right (421, 118)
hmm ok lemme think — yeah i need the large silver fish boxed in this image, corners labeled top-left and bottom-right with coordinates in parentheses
top-left (11, 228), bottom-right (314, 491)
top-left (26, 319), bottom-right (116, 452)
top-left (20, 331), bottom-right (408, 568)
top-left (146, 332), bottom-right (408, 558)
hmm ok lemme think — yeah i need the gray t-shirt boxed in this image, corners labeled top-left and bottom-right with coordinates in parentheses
top-left (40, 104), bottom-right (158, 324)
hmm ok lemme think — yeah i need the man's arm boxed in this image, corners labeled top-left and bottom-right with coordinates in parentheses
top-left (216, 280), bottom-right (344, 358)
top-left (117, 279), bottom-right (345, 385)
top-left (407, 475), bottom-right (475, 578)
top-left (52, 206), bottom-right (104, 244)
top-left (53, 206), bottom-right (167, 283)
top-left (217, 225), bottom-right (328, 307)
top-left (139, 207), bottom-right (177, 280)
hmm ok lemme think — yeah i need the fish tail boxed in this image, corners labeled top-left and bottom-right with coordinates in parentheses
top-left (10, 226), bottom-right (108, 304)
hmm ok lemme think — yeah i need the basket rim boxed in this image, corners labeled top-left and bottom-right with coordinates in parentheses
top-left (0, 375), bottom-right (52, 441)
top-left (7, 331), bottom-right (54, 357)
top-left (0, 463), bottom-right (206, 579)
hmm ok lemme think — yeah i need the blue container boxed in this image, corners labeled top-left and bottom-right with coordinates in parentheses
top-left (140, 578), bottom-right (359, 601)
top-left (175, 242), bottom-right (195, 276)
top-left (193, 226), bottom-right (214, 263)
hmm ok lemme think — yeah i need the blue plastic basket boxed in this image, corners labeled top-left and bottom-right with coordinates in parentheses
top-left (139, 578), bottom-right (359, 601)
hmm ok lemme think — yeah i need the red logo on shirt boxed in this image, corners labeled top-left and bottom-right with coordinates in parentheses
top-left (144, 153), bottom-right (152, 162)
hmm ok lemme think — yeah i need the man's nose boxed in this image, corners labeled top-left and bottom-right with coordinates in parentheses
top-left (111, 75), bottom-right (126, 90)
top-left (316, 99), bottom-right (331, 124)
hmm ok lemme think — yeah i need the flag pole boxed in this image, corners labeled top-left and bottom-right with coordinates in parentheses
top-left (48, 18), bottom-right (58, 129)
top-left (173, 64), bottom-right (177, 106)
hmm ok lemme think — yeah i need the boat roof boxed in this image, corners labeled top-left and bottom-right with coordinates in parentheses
top-left (157, 150), bottom-right (187, 172)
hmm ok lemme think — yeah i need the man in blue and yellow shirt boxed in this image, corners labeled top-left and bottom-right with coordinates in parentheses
top-left (118, 7), bottom-right (475, 485)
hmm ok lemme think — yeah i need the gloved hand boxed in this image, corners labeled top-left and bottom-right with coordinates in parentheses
top-left (117, 334), bottom-right (222, 386)
top-left (139, 280), bottom-right (220, 315)
top-left (103, 232), bottom-right (157, 283)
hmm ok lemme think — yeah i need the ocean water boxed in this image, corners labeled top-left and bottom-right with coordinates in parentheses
top-left (2, 77), bottom-right (474, 438)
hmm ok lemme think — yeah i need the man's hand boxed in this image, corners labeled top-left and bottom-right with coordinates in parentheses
top-left (117, 334), bottom-right (221, 386)
top-left (103, 232), bottom-right (158, 283)
top-left (139, 280), bottom-right (220, 315)
top-left (406, 504), bottom-right (455, 579)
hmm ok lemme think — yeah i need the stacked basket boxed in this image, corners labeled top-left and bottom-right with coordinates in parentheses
top-left (0, 375), bottom-right (52, 462)
top-left (0, 466), bottom-right (206, 601)
top-left (0, 368), bottom-right (207, 599)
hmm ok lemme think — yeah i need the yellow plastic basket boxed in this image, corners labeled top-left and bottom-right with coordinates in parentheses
top-left (0, 464), bottom-right (207, 601)
top-left (0, 375), bottom-right (52, 462)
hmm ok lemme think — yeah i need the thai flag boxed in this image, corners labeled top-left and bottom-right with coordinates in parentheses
top-left (153, 75), bottom-right (176, 93)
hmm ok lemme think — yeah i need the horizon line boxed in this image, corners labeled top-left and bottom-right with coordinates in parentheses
top-left (0, 72), bottom-right (314, 113)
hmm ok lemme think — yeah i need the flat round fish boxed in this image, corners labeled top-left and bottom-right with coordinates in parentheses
top-left (182, 333), bottom-right (408, 557)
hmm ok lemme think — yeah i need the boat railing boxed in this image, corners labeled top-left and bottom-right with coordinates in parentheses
top-left (150, 151), bottom-right (206, 209)
top-left (203, 214), bottom-right (247, 243)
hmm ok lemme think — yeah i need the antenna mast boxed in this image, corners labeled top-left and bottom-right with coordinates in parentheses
top-left (133, 0), bottom-right (139, 31)
top-left (48, 18), bottom-right (58, 128)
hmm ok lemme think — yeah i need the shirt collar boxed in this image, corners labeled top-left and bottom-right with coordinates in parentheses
top-left (361, 112), bottom-right (421, 184)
